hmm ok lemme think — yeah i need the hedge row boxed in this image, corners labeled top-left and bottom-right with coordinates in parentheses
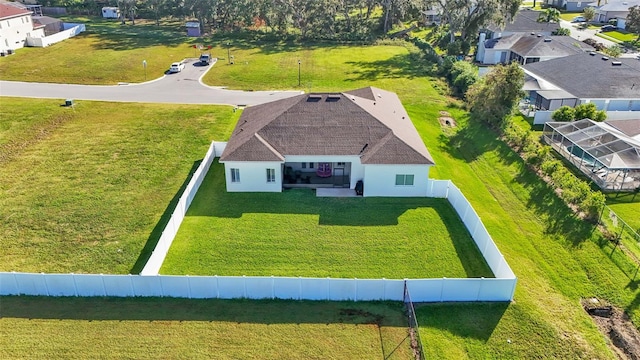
top-left (502, 123), bottom-right (606, 221)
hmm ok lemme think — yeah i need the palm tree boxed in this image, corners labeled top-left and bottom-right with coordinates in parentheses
top-left (537, 8), bottom-right (561, 23)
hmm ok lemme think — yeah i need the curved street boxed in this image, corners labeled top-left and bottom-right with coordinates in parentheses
top-left (0, 57), bottom-right (303, 106)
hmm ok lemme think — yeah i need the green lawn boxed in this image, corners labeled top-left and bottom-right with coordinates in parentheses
top-left (0, 296), bottom-right (412, 359)
top-left (0, 97), bottom-right (239, 274)
top-left (0, 17), bottom-right (200, 84)
top-left (161, 161), bottom-right (492, 278)
top-left (600, 30), bottom-right (640, 44)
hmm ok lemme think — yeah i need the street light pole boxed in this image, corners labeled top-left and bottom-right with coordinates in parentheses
top-left (298, 59), bottom-right (301, 87)
top-left (227, 42), bottom-right (231, 65)
top-left (142, 60), bottom-right (147, 81)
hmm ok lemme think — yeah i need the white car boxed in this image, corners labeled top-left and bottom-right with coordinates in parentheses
top-left (169, 62), bottom-right (185, 73)
top-left (572, 16), bottom-right (586, 23)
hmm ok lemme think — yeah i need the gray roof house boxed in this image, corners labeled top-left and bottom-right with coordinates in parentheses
top-left (219, 87), bottom-right (435, 197)
top-left (483, 9), bottom-right (560, 39)
top-left (476, 33), bottom-right (593, 64)
top-left (522, 52), bottom-right (640, 123)
top-left (545, 0), bottom-right (597, 12)
top-left (596, 0), bottom-right (640, 22)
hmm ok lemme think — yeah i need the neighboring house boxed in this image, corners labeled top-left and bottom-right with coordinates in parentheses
top-left (476, 33), bottom-right (593, 65)
top-left (219, 87), bottom-right (435, 197)
top-left (523, 52), bottom-right (640, 113)
top-left (0, 1), bottom-right (44, 52)
top-left (421, 9), bottom-right (441, 25)
top-left (546, 0), bottom-right (597, 12)
top-left (543, 118), bottom-right (640, 191)
top-left (186, 21), bottom-right (200, 37)
top-left (482, 9), bottom-right (560, 39)
top-left (595, 0), bottom-right (640, 22)
top-left (32, 15), bottom-right (61, 36)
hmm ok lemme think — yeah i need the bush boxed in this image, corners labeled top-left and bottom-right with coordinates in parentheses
top-left (552, 106), bottom-right (575, 122)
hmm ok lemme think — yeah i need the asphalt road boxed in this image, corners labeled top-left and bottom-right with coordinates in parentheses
top-left (0, 57), bottom-right (303, 106)
top-left (559, 19), bottom-right (640, 58)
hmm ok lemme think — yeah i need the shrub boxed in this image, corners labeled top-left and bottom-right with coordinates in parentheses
top-left (552, 106), bottom-right (575, 122)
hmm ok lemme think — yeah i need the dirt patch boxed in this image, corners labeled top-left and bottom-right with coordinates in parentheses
top-left (582, 298), bottom-right (640, 359)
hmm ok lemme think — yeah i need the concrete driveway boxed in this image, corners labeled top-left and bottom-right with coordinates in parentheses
top-left (0, 57), bottom-right (303, 106)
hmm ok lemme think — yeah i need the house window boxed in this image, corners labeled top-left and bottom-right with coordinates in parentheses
top-left (230, 168), bottom-right (240, 183)
top-left (309, 162), bottom-right (314, 168)
top-left (266, 168), bottom-right (275, 183)
top-left (301, 163), bottom-right (306, 169)
top-left (395, 174), bottom-right (414, 186)
top-left (336, 162), bottom-right (345, 167)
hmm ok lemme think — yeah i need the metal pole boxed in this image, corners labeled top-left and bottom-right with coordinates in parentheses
top-left (298, 59), bottom-right (301, 87)
top-left (227, 42), bottom-right (230, 64)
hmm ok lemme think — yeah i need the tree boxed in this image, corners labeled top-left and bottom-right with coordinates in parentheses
top-left (583, 7), bottom-right (596, 23)
top-left (627, 5), bottom-right (640, 43)
top-left (552, 27), bottom-right (571, 35)
top-left (574, 103), bottom-right (606, 121)
top-left (429, 0), bottom-right (520, 51)
top-left (552, 106), bottom-right (575, 121)
top-left (466, 63), bottom-right (525, 128)
top-left (449, 61), bottom-right (478, 96)
top-left (537, 8), bottom-right (560, 23)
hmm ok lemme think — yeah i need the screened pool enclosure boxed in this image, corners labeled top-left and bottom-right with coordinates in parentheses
top-left (543, 119), bottom-right (640, 191)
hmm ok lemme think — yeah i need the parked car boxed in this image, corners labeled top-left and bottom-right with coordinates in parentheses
top-left (199, 53), bottom-right (211, 65)
top-left (572, 16), bottom-right (585, 22)
top-left (600, 24), bottom-right (616, 32)
top-left (169, 62), bottom-right (185, 73)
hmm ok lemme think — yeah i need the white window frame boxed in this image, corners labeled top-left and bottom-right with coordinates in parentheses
top-left (395, 174), bottom-right (414, 186)
top-left (230, 168), bottom-right (240, 183)
top-left (266, 168), bottom-right (276, 183)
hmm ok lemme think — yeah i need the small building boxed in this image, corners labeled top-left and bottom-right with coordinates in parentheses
top-left (32, 15), bottom-right (61, 36)
top-left (543, 119), bottom-right (640, 191)
top-left (101, 7), bottom-right (119, 19)
top-left (186, 21), bottom-right (200, 37)
top-left (219, 87), bottom-right (435, 197)
top-left (595, 0), bottom-right (640, 23)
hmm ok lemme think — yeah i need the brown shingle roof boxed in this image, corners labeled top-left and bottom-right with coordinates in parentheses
top-left (606, 119), bottom-right (640, 137)
top-left (220, 87), bottom-right (434, 165)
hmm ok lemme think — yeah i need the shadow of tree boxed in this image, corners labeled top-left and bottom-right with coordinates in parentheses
top-left (344, 52), bottom-right (432, 82)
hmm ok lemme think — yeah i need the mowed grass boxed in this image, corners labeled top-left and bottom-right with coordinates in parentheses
top-left (161, 161), bottom-right (492, 278)
top-left (0, 296), bottom-right (412, 359)
top-left (0, 97), bottom-right (238, 273)
top-left (0, 17), bottom-right (197, 84)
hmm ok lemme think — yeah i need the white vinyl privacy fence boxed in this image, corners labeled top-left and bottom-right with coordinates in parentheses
top-left (1, 142), bottom-right (516, 302)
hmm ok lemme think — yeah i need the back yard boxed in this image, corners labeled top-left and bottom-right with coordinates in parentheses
top-left (161, 162), bottom-right (492, 278)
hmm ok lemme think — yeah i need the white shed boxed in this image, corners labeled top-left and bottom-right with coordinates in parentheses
top-left (101, 7), bottom-right (120, 19)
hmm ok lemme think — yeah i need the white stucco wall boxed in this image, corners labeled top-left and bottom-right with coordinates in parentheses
top-left (0, 13), bottom-right (34, 52)
top-left (223, 161), bottom-right (283, 192)
top-left (362, 164), bottom-right (431, 197)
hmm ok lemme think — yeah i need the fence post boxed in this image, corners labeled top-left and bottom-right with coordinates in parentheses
top-left (476, 277), bottom-right (484, 301)
top-left (100, 274), bottom-right (107, 296)
top-left (440, 277), bottom-right (446, 302)
top-left (271, 276), bottom-right (275, 300)
top-left (72, 273), bottom-right (79, 297)
top-left (354, 278), bottom-right (358, 301)
top-left (298, 276), bottom-right (302, 300)
top-left (129, 274), bottom-right (135, 296)
top-left (215, 275), bottom-right (219, 299)
top-left (186, 275), bottom-right (192, 299)
top-left (243, 275), bottom-right (247, 298)
top-left (13, 271), bottom-right (19, 295)
top-left (158, 275), bottom-right (165, 297)
top-left (42, 273), bottom-right (50, 296)
top-left (327, 277), bottom-right (331, 300)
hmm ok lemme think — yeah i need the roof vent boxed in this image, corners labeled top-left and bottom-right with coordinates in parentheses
top-left (307, 95), bottom-right (322, 102)
top-left (537, 34), bottom-right (542, 37)
top-left (612, 61), bottom-right (622, 66)
top-left (602, 56), bottom-right (609, 61)
top-left (544, 38), bottom-right (552, 42)
top-left (531, 32), bottom-right (536, 35)
top-left (377, 93), bottom-right (382, 98)
top-left (589, 51), bottom-right (597, 56)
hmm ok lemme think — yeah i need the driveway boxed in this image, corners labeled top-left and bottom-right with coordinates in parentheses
top-left (0, 58), bottom-right (303, 106)
top-left (560, 20), bottom-right (639, 58)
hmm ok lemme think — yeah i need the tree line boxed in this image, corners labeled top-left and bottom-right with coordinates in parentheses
top-left (41, 0), bottom-right (521, 44)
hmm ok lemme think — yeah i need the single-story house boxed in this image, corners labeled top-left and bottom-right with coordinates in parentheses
top-left (523, 52), bottom-right (640, 112)
top-left (0, 1), bottom-right (44, 53)
top-left (476, 33), bottom-right (593, 65)
top-left (219, 87), bottom-right (435, 197)
top-left (543, 118), bottom-right (640, 191)
top-left (546, 0), bottom-right (597, 12)
top-left (595, 0), bottom-right (640, 22)
top-left (482, 9), bottom-right (560, 39)
top-left (421, 9), bottom-right (441, 25)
